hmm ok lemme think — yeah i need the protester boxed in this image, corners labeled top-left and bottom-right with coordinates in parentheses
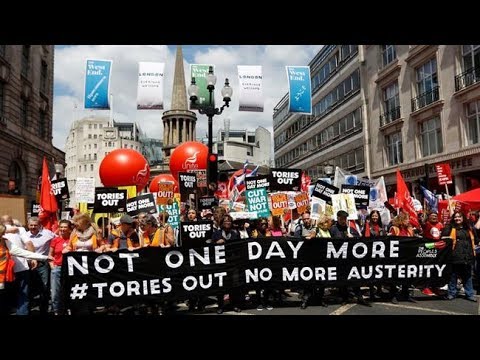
top-left (388, 212), bottom-right (417, 303)
top-left (0, 224), bottom-right (52, 315)
top-left (331, 210), bottom-right (371, 306)
top-left (212, 214), bottom-right (242, 313)
top-left (64, 213), bottom-right (101, 252)
top-left (48, 219), bottom-right (72, 315)
top-left (442, 211), bottom-right (478, 302)
top-left (363, 210), bottom-right (386, 300)
top-left (108, 214), bottom-right (141, 251)
top-left (21, 216), bottom-right (55, 315)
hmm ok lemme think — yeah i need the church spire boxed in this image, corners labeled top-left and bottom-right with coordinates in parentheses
top-left (170, 45), bottom-right (188, 110)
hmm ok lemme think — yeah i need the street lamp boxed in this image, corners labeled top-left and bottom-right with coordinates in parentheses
top-left (54, 163), bottom-right (64, 178)
top-left (324, 163), bottom-right (334, 182)
top-left (188, 66), bottom-right (232, 194)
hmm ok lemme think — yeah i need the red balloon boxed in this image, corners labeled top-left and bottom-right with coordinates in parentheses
top-left (149, 174), bottom-right (179, 193)
top-left (169, 141), bottom-right (208, 181)
top-left (99, 149), bottom-right (150, 192)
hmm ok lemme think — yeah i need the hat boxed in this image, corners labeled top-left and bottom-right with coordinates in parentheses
top-left (120, 214), bottom-right (134, 224)
top-left (111, 217), bottom-right (121, 226)
top-left (337, 210), bottom-right (349, 218)
top-left (140, 214), bottom-right (157, 226)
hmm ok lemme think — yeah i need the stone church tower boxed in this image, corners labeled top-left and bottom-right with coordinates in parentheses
top-left (162, 46), bottom-right (197, 165)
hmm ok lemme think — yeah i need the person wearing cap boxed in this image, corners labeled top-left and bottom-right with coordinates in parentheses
top-left (140, 214), bottom-right (173, 248)
top-left (330, 210), bottom-right (372, 307)
top-left (109, 215), bottom-right (140, 251)
top-left (330, 210), bottom-right (359, 238)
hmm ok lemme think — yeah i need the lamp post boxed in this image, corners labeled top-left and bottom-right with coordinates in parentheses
top-left (54, 163), bottom-right (64, 212)
top-left (188, 66), bottom-right (233, 195)
top-left (324, 163), bottom-right (334, 183)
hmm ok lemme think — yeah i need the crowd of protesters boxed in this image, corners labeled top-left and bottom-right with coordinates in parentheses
top-left (0, 205), bottom-right (479, 315)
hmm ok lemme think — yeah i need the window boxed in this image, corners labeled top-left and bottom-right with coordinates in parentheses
top-left (0, 45), bottom-right (5, 57)
top-left (382, 81), bottom-right (400, 124)
top-left (381, 45), bottom-right (396, 67)
top-left (94, 153), bottom-right (97, 160)
top-left (420, 116), bottom-right (443, 157)
top-left (90, 164), bottom-right (94, 171)
top-left (39, 111), bottom-right (46, 139)
top-left (21, 98), bottom-right (28, 126)
top-left (458, 45), bottom-right (480, 90)
top-left (415, 58), bottom-right (438, 107)
top-left (0, 82), bottom-right (4, 117)
top-left (88, 144), bottom-right (91, 149)
top-left (40, 61), bottom-right (48, 94)
top-left (462, 45), bottom-right (480, 71)
top-left (247, 135), bottom-right (255, 143)
top-left (94, 143), bottom-right (97, 149)
top-left (88, 134), bottom-right (92, 139)
top-left (385, 131), bottom-right (403, 166)
top-left (341, 45), bottom-right (355, 62)
top-left (94, 124), bottom-right (97, 129)
top-left (21, 45), bottom-right (30, 77)
top-left (352, 70), bottom-right (360, 90)
top-left (466, 100), bottom-right (480, 144)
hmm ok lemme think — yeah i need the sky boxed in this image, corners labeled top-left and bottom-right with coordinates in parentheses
top-left (52, 45), bottom-right (324, 152)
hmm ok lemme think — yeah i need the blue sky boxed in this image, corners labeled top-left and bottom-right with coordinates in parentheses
top-left (52, 45), bottom-right (323, 150)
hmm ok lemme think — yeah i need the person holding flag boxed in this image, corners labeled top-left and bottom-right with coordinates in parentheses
top-left (421, 185), bottom-right (439, 213)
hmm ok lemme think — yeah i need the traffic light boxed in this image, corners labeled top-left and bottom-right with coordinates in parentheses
top-left (208, 153), bottom-right (218, 184)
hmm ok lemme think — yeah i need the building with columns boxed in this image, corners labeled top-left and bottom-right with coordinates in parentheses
top-left (363, 45), bottom-right (480, 197)
top-left (0, 45), bottom-right (65, 207)
top-left (161, 46), bottom-right (197, 165)
top-left (64, 116), bottom-right (144, 206)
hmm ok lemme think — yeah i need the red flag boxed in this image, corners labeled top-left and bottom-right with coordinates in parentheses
top-left (301, 172), bottom-right (311, 193)
top-left (39, 157), bottom-right (58, 230)
top-left (396, 170), bottom-right (420, 228)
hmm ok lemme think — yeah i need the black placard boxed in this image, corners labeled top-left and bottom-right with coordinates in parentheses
top-left (31, 202), bottom-right (40, 216)
top-left (180, 220), bottom-right (213, 248)
top-left (341, 185), bottom-right (370, 207)
top-left (198, 196), bottom-right (217, 210)
top-left (51, 178), bottom-right (70, 201)
top-left (268, 168), bottom-right (302, 191)
top-left (311, 180), bottom-right (339, 205)
top-left (126, 193), bottom-right (156, 216)
top-left (93, 187), bottom-right (127, 213)
top-left (245, 175), bottom-right (270, 190)
top-left (178, 172), bottom-right (197, 194)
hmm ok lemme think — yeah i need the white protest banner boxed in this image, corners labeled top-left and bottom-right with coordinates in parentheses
top-left (238, 65), bottom-right (263, 112)
top-left (137, 62), bottom-right (165, 110)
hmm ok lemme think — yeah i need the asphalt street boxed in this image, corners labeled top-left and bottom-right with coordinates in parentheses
top-left (183, 288), bottom-right (479, 316)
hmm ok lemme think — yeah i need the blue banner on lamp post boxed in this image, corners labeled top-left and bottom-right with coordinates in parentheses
top-left (84, 59), bottom-right (112, 109)
top-left (286, 66), bottom-right (312, 114)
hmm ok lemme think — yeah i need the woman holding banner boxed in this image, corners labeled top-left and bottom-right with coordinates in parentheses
top-left (212, 214), bottom-right (242, 313)
top-left (363, 210), bottom-right (387, 301)
top-left (442, 211), bottom-right (478, 302)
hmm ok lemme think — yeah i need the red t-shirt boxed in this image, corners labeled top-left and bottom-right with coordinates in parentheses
top-left (50, 236), bottom-right (70, 266)
top-left (423, 222), bottom-right (444, 240)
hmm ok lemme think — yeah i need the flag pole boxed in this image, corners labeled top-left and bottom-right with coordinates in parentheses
top-left (445, 183), bottom-right (453, 216)
top-left (109, 93), bottom-right (113, 126)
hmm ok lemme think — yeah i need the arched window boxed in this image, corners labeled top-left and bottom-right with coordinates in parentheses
top-left (8, 160), bottom-right (23, 194)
